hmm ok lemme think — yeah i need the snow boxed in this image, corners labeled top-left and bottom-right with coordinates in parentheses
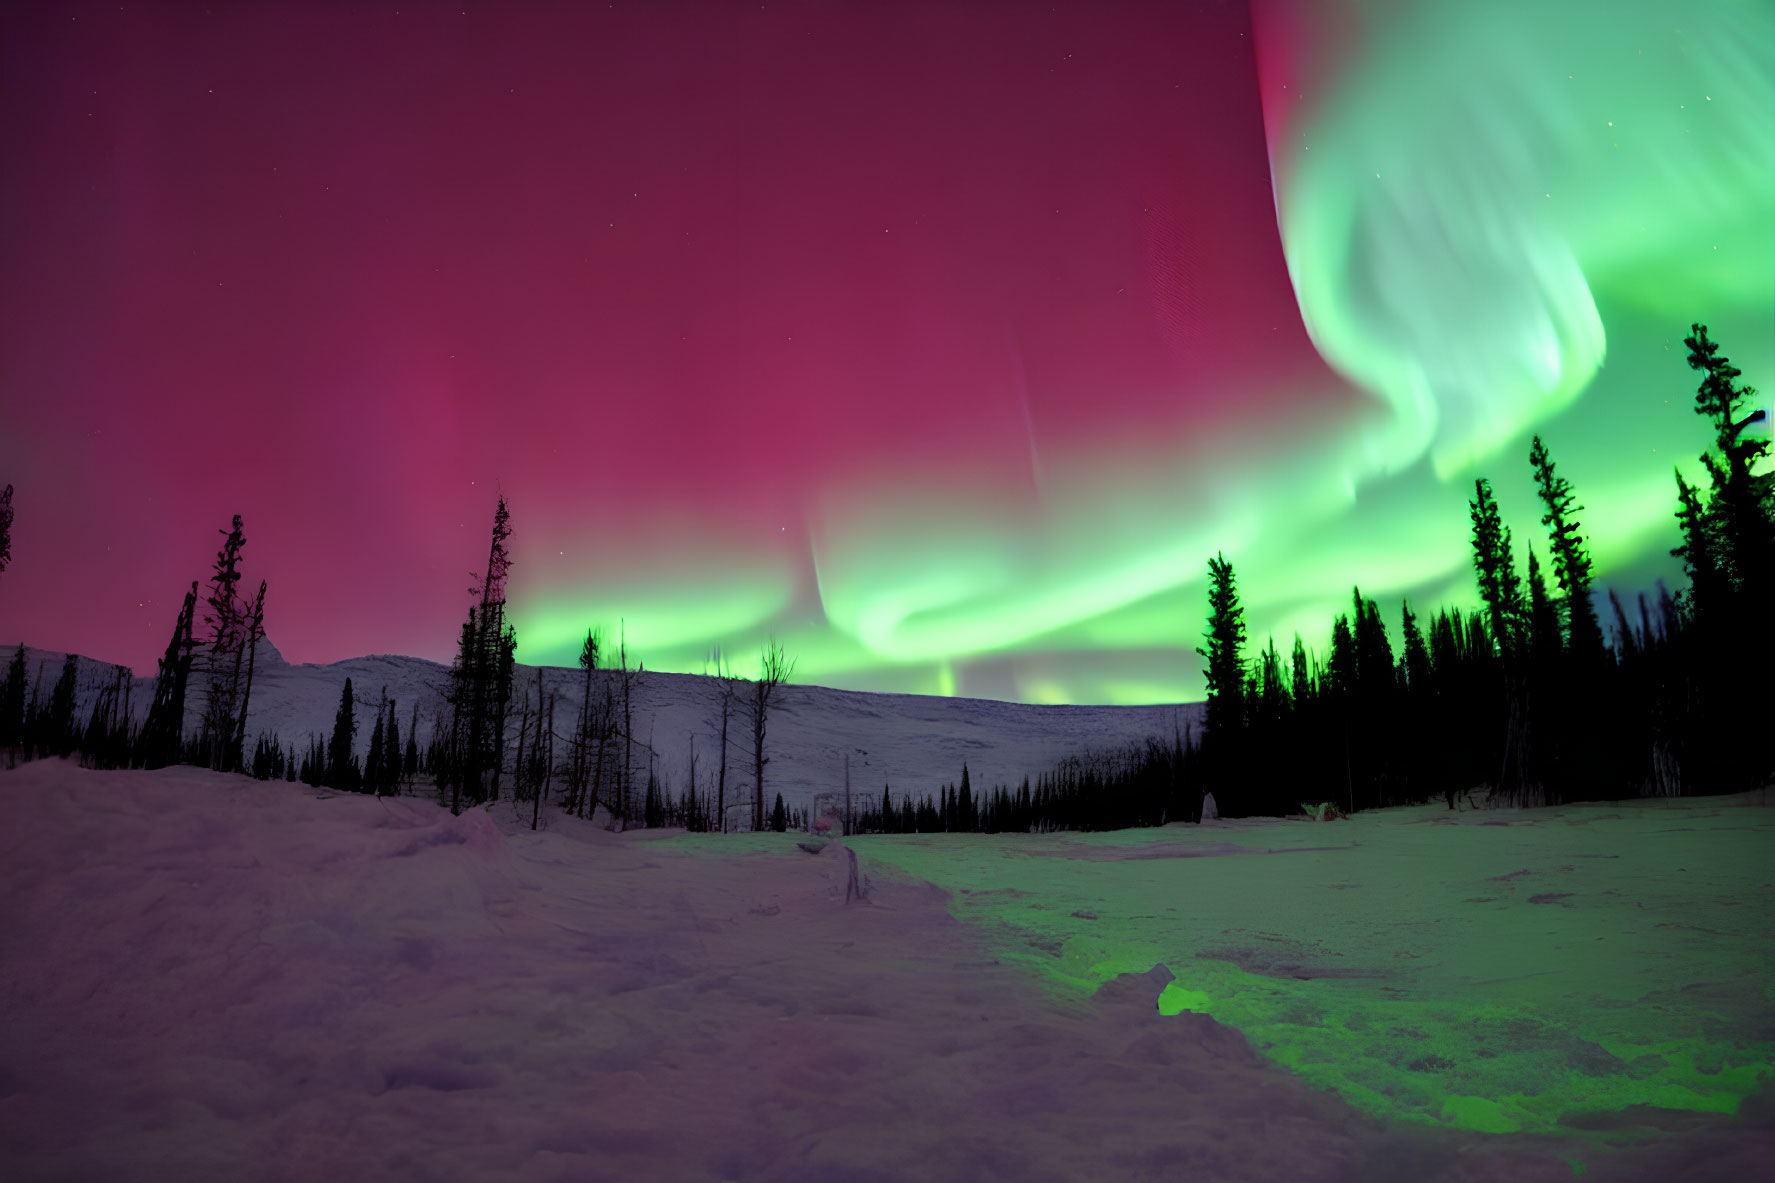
top-left (844, 796), bottom-right (1775, 1141)
top-left (1, 642), bottom-right (1203, 817)
top-left (3, 761), bottom-right (1771, 1181)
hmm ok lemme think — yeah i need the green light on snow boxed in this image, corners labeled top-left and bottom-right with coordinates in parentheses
top-left (848, 799), bottom-right (1775, 1136)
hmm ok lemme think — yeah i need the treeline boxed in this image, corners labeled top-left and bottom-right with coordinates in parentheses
top-left (841, 739), bottom-right (1203, 835)
top-left (1195, 323), bottom-right (1772, 816)
top-left (0, 490), bottom-right (807, 835)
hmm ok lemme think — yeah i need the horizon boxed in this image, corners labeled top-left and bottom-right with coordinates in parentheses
top-left (2, 0), bottom-right (1769, 705)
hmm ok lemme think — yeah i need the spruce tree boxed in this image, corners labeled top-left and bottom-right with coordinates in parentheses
top-left (444, 607), bottom-right (477, 812)
top-left (1289, 635), bottom-right (1313, 702)
top-left (327, 677), bottom-right (359, 792)
top-left (200, 515), bottom-right (250, 771)
top-left (1672, 469), bottom-right (1728, 621)
top-left (1683, 323), bottom-right (1773, 609)
top-left (1523, 546), bottom-right (1563, 670)
top-left (1675, 324), bottom-right (1774, 787)
top-left (445, 497), bottom-right (517, 812)
top-left (1197, 552), bottom-right (1247, 744)
top-left (0, 483), bottom-right (12, 576)
top-left (488, 618), bottom-right (517, 802)
top-left (1326, 614), bottom-right (1357, 696)
top-left (1258, 638), bottom-right (1289, 711)
top-left (22, 666), bottom-right (42, 760)
top-left (45, 655), bottom-right (78, 759)
top-left (771, 792), bottom-right (787, 832)
top-left (1351, 589), bottom-right (1394, 697)
top-left (403, 701), bottom-right (420, 785)
top-left (1398, 600), bottom-right (1435, 806)
top-left (643, 767), bottom-right (663, 827)
top-left (1468, 479), bottom-right (1524, 658)
top-left (1400, 601), bottom-right (1430, 691)
top-left (1324, 612), bottom-right (1359, 809)
top-left (384, 700), bottom-right (401, 796)
top-left (140, 583), bottom-right (199, 769)
top-left (365, 707), bottom-right (385, 796)
top-left (0, 644), bottom-right (25, 752)
top-left (1528, 436), bottom-right (1602, 658)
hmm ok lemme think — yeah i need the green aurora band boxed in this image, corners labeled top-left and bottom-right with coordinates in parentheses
top-left (514, 0), bottom-right (1772, 703)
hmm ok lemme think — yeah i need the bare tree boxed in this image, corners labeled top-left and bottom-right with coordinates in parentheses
top-left (613, 626), bottom-right (642, 828)
top-left (708, 649), bottom-right (738, 833)
top-left (531, 668), bottom-right (554, 831)
top-left (589, 684), bottom-right (614, 820)
top-left (512, 675), bottom-right (534, 800)
top-left (685, 730), bottom-right (703, 831)
top-left (744, 639), bottom-right (795, 832)
top-left (566, 628), bottom-right (601, 813)
top-left (232, 579), bottom-right (266, 772)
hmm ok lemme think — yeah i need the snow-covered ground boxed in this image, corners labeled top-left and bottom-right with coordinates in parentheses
top-left (2, 761), bottom-right (1770, 1181)
top-left (1, 642), bottom-right (1202, 817)
top-left (843, 797), bottom-right (1775, 1139)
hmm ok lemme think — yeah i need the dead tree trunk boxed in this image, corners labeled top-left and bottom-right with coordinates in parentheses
top-left (744, 639), bottom-right (794, 832)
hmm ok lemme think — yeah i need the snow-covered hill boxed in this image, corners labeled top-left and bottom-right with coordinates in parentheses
top-left (0, 641), bottom-right (1201, 815)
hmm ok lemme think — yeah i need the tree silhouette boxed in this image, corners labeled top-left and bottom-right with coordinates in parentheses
top-left (365, 690), bottom-right (386, 795)
top-left (1672, 324), bottom-right (1774, 789)
top-left (1529, 436), bottom-right (1603, 660)
top-left (230, 580), bottom-right (268, 775)
top-left (139, 583), bottom-right (199, 769)
top-left (444, 497), bottom-right (517, 812)
top-left (1523, 546), bottom-right (1562, 672)
top-left (45, 655), bottom-right (78, 759)
top-left (744, 638), bottom-right (794, 832)
top-left (0, 644), bottom-right (25, 756)
top-left (1683, 323), bottom-right (1773, 610)
top-left (1196, 553), bottom-right (1250, 811)
top-left (1197, 552), bottom-right (1246, 737)
top-left (1400, 601), bottom-right (1430, 691)
top-left (327, 677), bottom-right (359, 792)
top-left (1468, 479), bottom-right (1523, 658)
top-left (199, 516), bottom-right (251, 771)
top-left (383, 699), bottom-right (401, 797)
top-left (565, 627), bottom-right (601, 814)
top-left (0, 483), bottom-right (12, 576)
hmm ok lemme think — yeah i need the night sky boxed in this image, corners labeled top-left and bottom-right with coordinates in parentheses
top-left (2, 1), bottom-right (1769, 703)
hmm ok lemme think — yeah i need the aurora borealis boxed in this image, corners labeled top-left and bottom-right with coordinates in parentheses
top-left (1, 1), bottom-right (1769, 703)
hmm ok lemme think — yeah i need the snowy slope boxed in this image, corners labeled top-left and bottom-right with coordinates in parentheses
top-left (0, 641), bottom-right (1201, 816)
